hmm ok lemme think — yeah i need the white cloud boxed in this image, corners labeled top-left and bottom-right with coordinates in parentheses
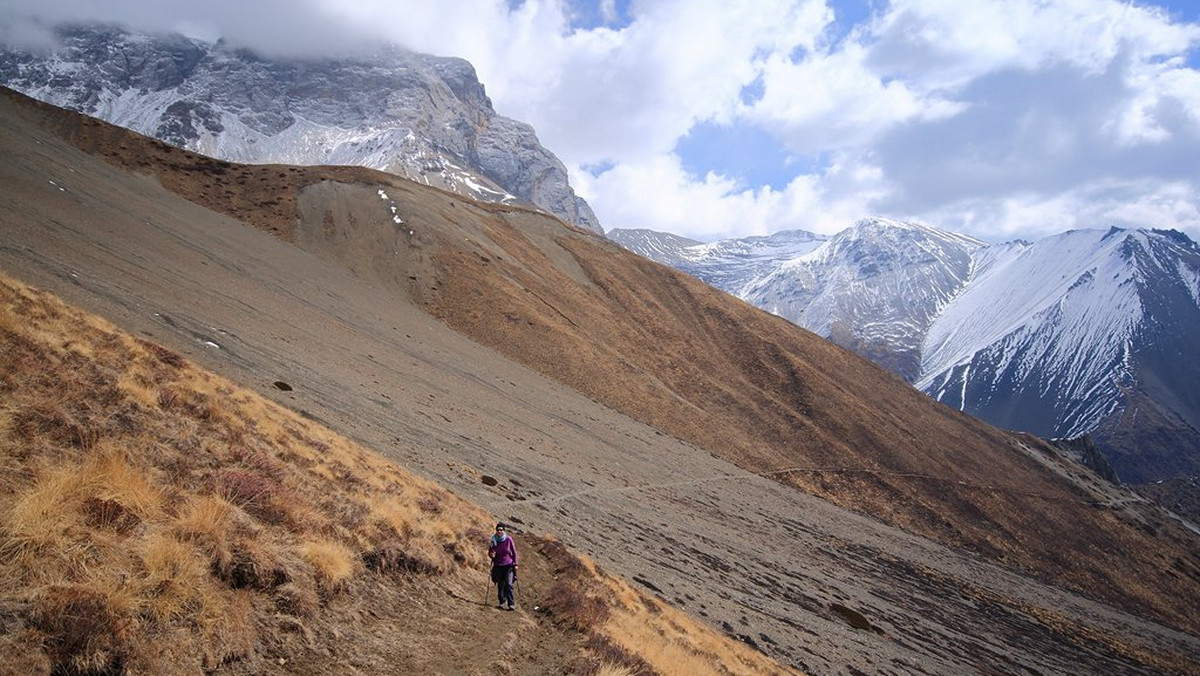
top-left (535, 0), bottom-right (1200, 243)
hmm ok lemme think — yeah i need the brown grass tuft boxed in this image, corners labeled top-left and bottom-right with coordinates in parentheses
top-left (139, 533), bottom-right (210, 622)
top-left (360, 542), bottom-right (441, 576)
top-left (0, 463), bottom-right (91, 575)
top-left (134, 337), bottom-right (187, 368)
top-left (301, 539), bottom-right (359, 591)
top-left (30, 583), bottom-right (134, 675)
top-left (209, 468), bottom-right (289, 524)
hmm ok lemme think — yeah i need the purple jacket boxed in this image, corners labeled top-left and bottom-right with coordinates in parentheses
top-left (489, 534), bottom-right (517, 567)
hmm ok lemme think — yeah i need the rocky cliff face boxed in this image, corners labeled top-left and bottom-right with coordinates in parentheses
top-left (0, 23), bottom-right (601, 232)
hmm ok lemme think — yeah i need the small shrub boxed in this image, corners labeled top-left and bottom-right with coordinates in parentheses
top-left (31, 584), bottom-right (133, 676)
top-left (135, 338), bottom-right (187, 368)
top-left (416, 494), bottom-right (443, 514)
top-left (544, 580), bottom-right (610, 632)
top-left (82, 497), bottom-right (140, 533)
top-left (361, 542), bottom-right (440, 576)
top-left (210, 469), bottom-right (288, 524)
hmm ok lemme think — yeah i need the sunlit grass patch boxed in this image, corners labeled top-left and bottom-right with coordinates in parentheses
top-left (0, 271), bottom-right (498, 673)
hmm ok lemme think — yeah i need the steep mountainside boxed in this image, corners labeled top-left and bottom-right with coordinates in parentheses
top-left (613, 220), bottom-right (1200, 483)
top-left (742, 219), bottom-right (980, 381)
top-left (0, 23), bottom-right (600, 232)
top-left (3, 87), bottom-right (1200, 674)
top-left (921, 227), bottom-right (1200, 482)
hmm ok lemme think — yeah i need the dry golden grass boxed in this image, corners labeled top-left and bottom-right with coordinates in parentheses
top-left (300, 539), bottom-right (359, 590)
top-left (0, 269), bottom-right (799, 675)
top-left (0, 271), bottom-right (495, 673)
top-left (534, 536), bottom-right (798, 676)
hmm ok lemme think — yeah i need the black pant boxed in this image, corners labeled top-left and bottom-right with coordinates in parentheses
top-left (492, 564), bottom-right (515, 607)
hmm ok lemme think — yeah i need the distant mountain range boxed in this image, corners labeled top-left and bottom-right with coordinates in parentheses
top-left (0, 23), bottom-right (600, 232)
top-left (609, 219), bottom-right (1200, 483)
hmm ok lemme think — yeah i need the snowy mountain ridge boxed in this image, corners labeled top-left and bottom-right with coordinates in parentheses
top-left (0, 23), bottom-right (600, 232)
top-left (609, 220), bottom-right (1200, 482)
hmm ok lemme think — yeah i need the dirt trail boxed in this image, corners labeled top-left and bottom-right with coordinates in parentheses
top-left (209, 546), bottom-right (582, 676)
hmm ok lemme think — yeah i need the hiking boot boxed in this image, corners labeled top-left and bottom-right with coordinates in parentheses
top-left (497, 603), bottom-right (506, 609)
top-left (507, 604), bottom-right (515, 611)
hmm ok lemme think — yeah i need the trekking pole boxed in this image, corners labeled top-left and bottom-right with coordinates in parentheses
top-left (483, 574), bottom-right (492, 605)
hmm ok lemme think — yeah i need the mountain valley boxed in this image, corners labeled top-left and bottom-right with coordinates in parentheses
top-left (2, 86), bottom-right (1200, 674)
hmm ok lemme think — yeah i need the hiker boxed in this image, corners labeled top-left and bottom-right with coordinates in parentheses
top-left (488, 522), bottom-right (518, 610)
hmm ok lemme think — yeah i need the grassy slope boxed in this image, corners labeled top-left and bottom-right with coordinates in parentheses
top-left (0, 272), bottom-right (792, 676)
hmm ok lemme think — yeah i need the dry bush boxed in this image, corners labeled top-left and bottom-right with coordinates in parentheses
top-left (214, 536), bottom-right (297, 591)
top-left (531, 536), bottom-right (796, 676)
top-left (599, 581), bottom-right (795, 676)
top-left (361, 541), bottom-right (441, 576)
top-left (209, 468), bottom-right (290, 525)
top-left (546, 579), bottom-right (611, 632)
top-left (30, 583), bottom-right (134, 676)
top-left (134, 337), bottom-right (187, 369)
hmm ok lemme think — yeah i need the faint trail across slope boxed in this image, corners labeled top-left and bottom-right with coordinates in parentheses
top-left (533, 464), bottom-right (1113, 507)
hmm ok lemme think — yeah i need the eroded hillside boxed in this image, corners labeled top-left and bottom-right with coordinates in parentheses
top-left (3, 86), bottom-right (1199, 674)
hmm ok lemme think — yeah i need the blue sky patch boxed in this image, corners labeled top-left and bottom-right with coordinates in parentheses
top-left (827, 0), bottom-right (879, 45)
top-left (581, 159), bottom-right (617, 177)
top-left (740, 76), bottom-right (766, 106)
top-left (565, 0), bottom-right (635, 31)
top-left (675, 121), bottom-right (799, 191)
